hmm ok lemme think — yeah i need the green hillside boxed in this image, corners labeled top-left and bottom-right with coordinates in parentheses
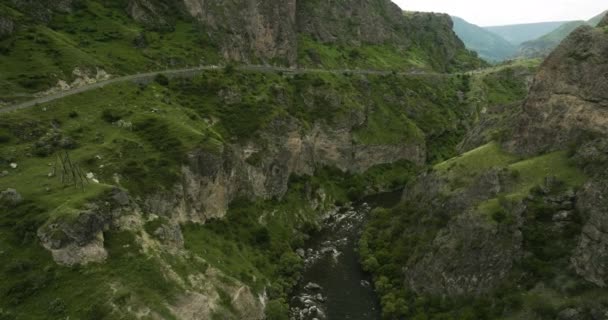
top-left (452, 16), bottom-right (517, 62)
top-left (518, 10), bottom-right (607, 58)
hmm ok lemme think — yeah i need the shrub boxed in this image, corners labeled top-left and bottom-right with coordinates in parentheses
top-left (154, 73), bottom-right (169, 86)
top-left (224, 64), bottom-right (236, 74)
top-left (101, 108), bottom-right (125, 123)
top-left (492, 209), bottom-right (507, 223)
top-left (68, 111), bottom-right (79, 118)
top-left (265, 299), bottom-right (289, 320)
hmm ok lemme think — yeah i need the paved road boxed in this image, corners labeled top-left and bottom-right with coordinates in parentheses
top-left (0, 65), bottom-right (442, 114)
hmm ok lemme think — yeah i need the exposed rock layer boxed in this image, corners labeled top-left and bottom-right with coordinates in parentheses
top-left (506, 25), bottom-right (608, 155)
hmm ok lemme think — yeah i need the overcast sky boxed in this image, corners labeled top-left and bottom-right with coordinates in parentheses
top-left (393, 0), bottom-right (608, 26)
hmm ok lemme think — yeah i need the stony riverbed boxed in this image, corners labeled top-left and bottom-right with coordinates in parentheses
top-left (289, 192), bottom-right (401, 320)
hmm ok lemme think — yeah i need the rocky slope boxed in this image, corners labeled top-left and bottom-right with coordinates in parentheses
top-left (0, 63), bottom-right (472, 319)
top-left (362, 15), bottom-right (608, 319)
top-left (0, 0), bottom-right (483, 104)
top-left (506, 24), bottom-right (608, 155)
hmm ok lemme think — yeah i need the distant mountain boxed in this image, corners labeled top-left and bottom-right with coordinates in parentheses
top-left (452, 16), bottom-right (517, 62)
top-left (518, 10), bottom-right (607, 58)
top-left (518, 21), bottom-right (586, 58)
top-left (484, 21), bottom-right (570, 46)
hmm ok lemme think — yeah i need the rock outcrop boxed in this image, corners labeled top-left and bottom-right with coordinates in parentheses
top-left (122, 0), bottom-right (472, 68)
top-left (37, 188), bottom-right (132, 266)
top-left (0, 15), bottom-right (14, 39)
top-left (572, 178), bottom-right (608, 287)
top-left (0, 188), bottom-right (22, 207)
top-left (296, 0), bottom-right (408, 46)
top-left (9, 0), bottom-right (73, 22)
top-left (145, 118), bottom-right (425, 222)
top-left (386, 20), bottom-right (608, 308)
top-left (505, 24), bottom-right (608, 155)
top-left (399, 169), bottom-right (522, 295)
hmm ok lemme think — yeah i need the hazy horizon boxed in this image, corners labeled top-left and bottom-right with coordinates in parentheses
top-left (393, 0), bottom-right (607, 26)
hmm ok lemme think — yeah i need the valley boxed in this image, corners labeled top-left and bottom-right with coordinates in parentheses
top-left (1, 1), bottom-right (608, 320)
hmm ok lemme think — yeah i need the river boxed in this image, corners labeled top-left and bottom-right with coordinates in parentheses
top-left (289, 191), bottom-right (402, 320)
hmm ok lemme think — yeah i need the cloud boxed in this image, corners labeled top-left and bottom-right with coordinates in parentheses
top-left (392, 0), bottom-right (608, 26)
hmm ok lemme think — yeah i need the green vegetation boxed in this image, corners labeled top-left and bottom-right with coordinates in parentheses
top-left (0, 66), bottom-right (475, 318)
top-left (0, 0), bottom-right (219, 102)
top-left (0, 200), bottom-right (181, 319)
top-left (0, 3), bottom-right (561, 318)
top-left (298, 35), bottom-right (433, 71)
top-left (518, 11), bottom-right (606, 58)
top-left (361, 140), bottom-right (590, 319)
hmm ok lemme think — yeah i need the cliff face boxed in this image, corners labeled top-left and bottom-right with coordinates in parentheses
top-left (505, 25), bottom-right (608, 155)
top-left (122, 0), bottom-right (474, 68)
top-left (179, 0), bottom-right (299, 65)
top-left (362, 22), bottom-right (608, 319)
top-left (145, 118), bottom-right (424, 223)
top-left (296, 0), bottom-right (408, 45)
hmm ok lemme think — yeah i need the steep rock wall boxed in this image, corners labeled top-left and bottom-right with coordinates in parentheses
top-left (144, 117), bottom-right (425, 223)
top-left (505, 25), bottom-right (608, 155)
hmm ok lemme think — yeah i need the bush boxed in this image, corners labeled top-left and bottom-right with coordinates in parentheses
top-left (101, 108), bottom-right (126, 123)
top-left (528, 295), bottom-right (557, 319)
top-left (252, 226), bottom-right (270, 246)
top-left (68, 111), bottom-right (79, 118)
top-left (224, 64), bottom-right (236, 74)
top-left (265, 299), bottom-right (289, 320)
top-left (154, 73), bottom-right (169, 86)
top-left (492, 208), bottom-right (507, 223)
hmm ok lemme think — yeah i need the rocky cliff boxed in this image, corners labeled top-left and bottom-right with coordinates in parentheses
top-left (506, 24), bottom-right (608, 155)
top-left (145, 117), bottom-right (424, 224)
top-left (0, 0), bottom-right (480, 87)
top-left (362, 21), bottom-right (608, 319)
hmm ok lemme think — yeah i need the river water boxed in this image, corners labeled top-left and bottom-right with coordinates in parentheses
top-left (289, 192), bottom-right (402, 320)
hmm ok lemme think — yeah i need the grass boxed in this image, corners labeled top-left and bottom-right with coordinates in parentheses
top-left (434, 142), bottom-right (519, 175)
top-left (477, 150), bottom-right (587, 217)
top-left (0, 63), bottom-right (488, 318)
top-left (297, 35), bottom-right (434, 71)
top-left (0, 0), bottom-right (221, 102)
top-left (433, 142), bottom-right (586, 216)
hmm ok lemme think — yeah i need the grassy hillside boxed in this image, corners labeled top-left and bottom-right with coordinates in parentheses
top-left (518, 11), bottom-right (607, 58)
top-left (0, 67), bottom-right (479, 319)
top-left (360, 141), bottom-right (589, 319)
top-left (0, 1), bottom-right (221, 103)
top-left (452, 16), bottom-right (517, 62)
top-left (0, 1), bottom-right (484, 106)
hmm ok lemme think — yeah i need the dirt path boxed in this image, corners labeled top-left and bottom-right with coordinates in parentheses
top-left (0, 65), bottom-right (442, 114)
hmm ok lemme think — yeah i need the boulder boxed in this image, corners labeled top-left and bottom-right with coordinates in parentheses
top-left (0, 188), bottom-right (22, 207)
top-left (0, 15), bottom-right (14, 39)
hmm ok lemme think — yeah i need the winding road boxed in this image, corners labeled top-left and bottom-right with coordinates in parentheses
top-left (0, 65), bottom-right (441, 114)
